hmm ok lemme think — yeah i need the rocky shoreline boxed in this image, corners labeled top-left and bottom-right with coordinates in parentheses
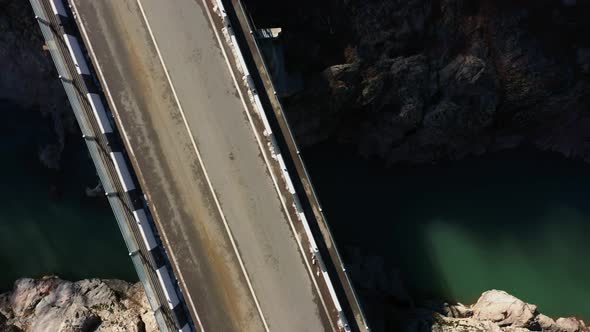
top-left (0, 277), bottom-right (156, 332)
top-left (436, 290), bottom-right (588, 332)
top-left (0, 277), bottom-right (586, 332)
top-left (344, 248), bottom-right (589, 332)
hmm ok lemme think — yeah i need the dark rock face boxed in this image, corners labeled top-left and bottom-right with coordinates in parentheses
top-left (247, 0), bottom-right (590, 163)
top-left (0, 0), bottom-right (75, 169)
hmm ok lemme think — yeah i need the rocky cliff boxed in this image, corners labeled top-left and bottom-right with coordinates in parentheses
top-left (0, 277), bottom-right (157, 332)
top-left (247, 0), bottom-right (590, 164)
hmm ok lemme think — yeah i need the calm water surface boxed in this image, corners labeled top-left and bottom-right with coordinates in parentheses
top-left (0, 101), bottom-right (135, 291)
top-left (305, 143), bottom-right (590, 320)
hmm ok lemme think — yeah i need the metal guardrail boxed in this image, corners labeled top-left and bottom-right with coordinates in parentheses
top-left (221, 1), bottom-right (371, 331)
top-left (30, 1), bottom-right (193, 331)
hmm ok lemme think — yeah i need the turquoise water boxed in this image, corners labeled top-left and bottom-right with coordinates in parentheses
top-left (0, 101), bottom-right (136, 291)
top-left (304, 144), bottom-right (590, 320)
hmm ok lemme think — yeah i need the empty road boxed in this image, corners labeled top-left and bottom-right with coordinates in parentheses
top-left (69, 0), bottom-right (332, 331)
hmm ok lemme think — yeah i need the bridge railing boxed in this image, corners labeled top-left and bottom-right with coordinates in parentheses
top-left (211, 0), bottom-right (371, 331)
top-left (30, 1), bottom-right (193, 331)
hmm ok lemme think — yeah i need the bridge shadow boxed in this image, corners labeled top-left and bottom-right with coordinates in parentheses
top-left (301, 142), bottom-right (590, 331)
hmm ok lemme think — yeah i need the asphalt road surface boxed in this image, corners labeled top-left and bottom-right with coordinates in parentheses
top-left (69, 0), bottom-right (332, 331)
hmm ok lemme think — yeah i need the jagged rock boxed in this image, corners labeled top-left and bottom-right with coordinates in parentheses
top-left (432, 313), bottom-right (503, 332)
top-left (0, 312), bottom-right (22, 332)
top-left (502, 328), bottom-right (531, 332)
top-left (538, 313), bottom-right (559, 331)
top-left (445, 303), bottom-right (473, 319)
top-left (400, 290), bottom-right (589, 332)
top-left (0, 277), bottom-right (156, 332)
top-left (555, 317), bottom-right (587, 332)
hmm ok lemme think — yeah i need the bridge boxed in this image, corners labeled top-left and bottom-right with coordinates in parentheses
top-left (31, 0), bottom-right (370, 331)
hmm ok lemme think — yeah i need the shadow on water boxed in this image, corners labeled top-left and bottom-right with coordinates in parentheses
top-left (0, 100), bottom-right (136, 291)
top-left (302, 141), bottom-right (590, 329)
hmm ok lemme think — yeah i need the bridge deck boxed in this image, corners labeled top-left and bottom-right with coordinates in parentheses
top-left (68, 0), bottom-right (336, 331)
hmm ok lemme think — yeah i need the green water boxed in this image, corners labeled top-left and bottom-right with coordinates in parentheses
top-left (0, 101), bottom-right (136, 291)
top-left (304, 143), bottom-right (590, 320)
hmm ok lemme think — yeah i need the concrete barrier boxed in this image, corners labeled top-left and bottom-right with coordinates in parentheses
top-left (87, 93), bottom-right (113, 134)
top-left (109, 152), bottom-right (136, 192)
top-left (156, 267), bottom-right (181, 309)
top-left (253, 93), bottom-right (272, 135)
top-left (63, 34), bottom-right (90, 75)
top-left (133, 209), bottom-right (158, 250)
top-left (49, 0), bottom-right (66, 16)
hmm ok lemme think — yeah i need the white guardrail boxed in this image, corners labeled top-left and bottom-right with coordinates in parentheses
top-left (212, 1), bottom-right (351, 330)
top-left (47, 1), bottom-right (191, 331)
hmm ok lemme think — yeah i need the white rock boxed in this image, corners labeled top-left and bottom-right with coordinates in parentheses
top-left (471, 290), bottom-right (537, 328)
top-left (537, 313), bottom-right (558, 331)
top-left (556, 317), bottom-right (585, 332)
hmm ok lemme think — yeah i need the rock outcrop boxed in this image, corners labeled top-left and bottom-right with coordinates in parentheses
top-left (247, 0), bottom-right (590, 164)
top-left (435, 290), bottom-right (588, 332)
top-left (340, 248), bottom-right (589, 332)
top-left (0, 277), bottom-right (156, 332)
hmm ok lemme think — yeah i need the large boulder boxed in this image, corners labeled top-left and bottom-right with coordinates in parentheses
top-left (471, 290), bottom-right (537, 328)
